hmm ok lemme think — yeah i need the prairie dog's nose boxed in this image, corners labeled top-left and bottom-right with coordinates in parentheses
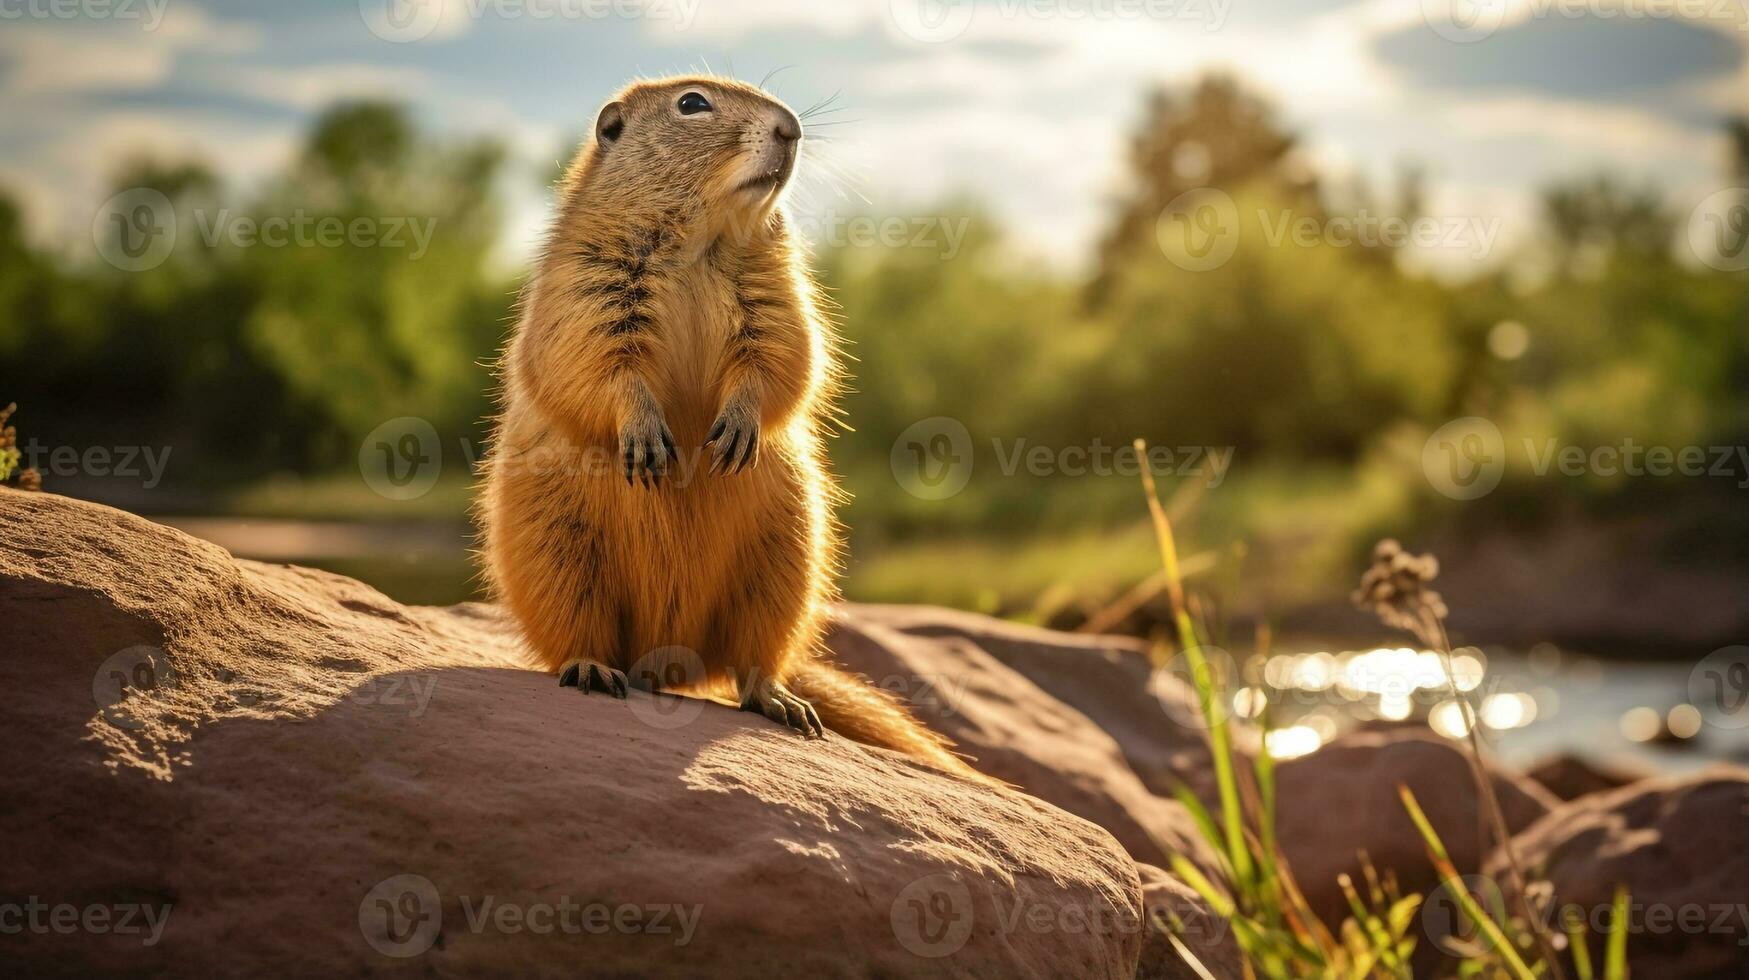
top-left (773, 110), bottom-right (801, 144)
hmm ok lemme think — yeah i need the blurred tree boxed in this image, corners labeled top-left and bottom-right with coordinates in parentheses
top-left (1727, 115), bottom-right (1749, 181)
top-left (1540, 174), bottom-right (1674, 276)
top-left (1087, 75), bottom-right (1318, 306)
top-left (239, 102), bottom-right (509, 464)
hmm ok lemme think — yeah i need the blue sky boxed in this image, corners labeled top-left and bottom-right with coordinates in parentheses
top-left (1, 0), bottom-right (1744, 273)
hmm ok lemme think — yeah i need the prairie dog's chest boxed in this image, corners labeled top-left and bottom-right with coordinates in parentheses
top-left (652, 263), bottom-right (738, 418)
top-left (662, 263), bottom-right (737, 353)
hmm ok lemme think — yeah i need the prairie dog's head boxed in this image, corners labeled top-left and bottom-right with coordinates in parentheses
top-left (579, 75), bottom-right (802, 219)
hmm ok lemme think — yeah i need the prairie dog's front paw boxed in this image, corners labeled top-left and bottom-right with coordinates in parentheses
top-left (619, 412), bottom-right (677, 488)
top-left (705, 403), bottom-right (759, 475)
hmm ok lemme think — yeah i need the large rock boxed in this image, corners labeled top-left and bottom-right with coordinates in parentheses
top-left (1522, 752), bottom-right (1650, 802)
top-left (837, 604), bottom-right (1250, 804)
top-left (1273, 728), bottom-right (1559, 929)
top-left (1134, 863), bottom-right (1242, 980)
top-left (0, 489), bottom-right (1146, 977)
top-left (1487, 770), bottom-right (1749, 979)
top-left (826, 606), bottom-right (1221, 878)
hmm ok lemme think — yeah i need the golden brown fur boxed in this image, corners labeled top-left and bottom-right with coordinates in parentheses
top-left (477, 75), bottom-right (976, 779)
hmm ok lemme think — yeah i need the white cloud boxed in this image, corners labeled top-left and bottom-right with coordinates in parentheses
top-left (216, 63), bottom-right (440, 112)
top-left (0, 4), bottom-right (258, 96)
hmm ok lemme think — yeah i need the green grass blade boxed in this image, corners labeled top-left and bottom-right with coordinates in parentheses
top-left (1564, 905), bottom-right (1594, 980)
top-left (1137, 438), bottom-right (1253, 890)
top-left (1604, 887), bottom-right (1629, 980)
top-left (1399, 786), bottom-right (1539, 980)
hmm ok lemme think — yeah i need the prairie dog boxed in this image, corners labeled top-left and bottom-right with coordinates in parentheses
top-left (478, 75), bottom-right (974, 778)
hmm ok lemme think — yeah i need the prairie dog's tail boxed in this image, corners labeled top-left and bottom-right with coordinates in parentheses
top-left (784, 659), bottom-right (988, 783)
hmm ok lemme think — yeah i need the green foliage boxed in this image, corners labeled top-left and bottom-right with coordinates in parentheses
top-left (0, 103), bottom-right (511, 475)
top-left (1141, 459), bottom-right (1635, 978)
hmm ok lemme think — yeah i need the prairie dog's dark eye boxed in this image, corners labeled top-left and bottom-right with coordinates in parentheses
top-left (677, 91), bottom-right (712, 115)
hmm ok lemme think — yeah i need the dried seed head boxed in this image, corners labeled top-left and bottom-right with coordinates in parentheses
top-left (17, 467), bottom-right (41, 492)
top-left (1353, 538), bottom-right (1448, 648)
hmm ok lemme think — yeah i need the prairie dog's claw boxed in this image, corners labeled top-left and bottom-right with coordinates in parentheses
top-left (739, 677), bottom-right (824, 739)
top-left (705, 408), bottom-right (759, 476)
top-left (619, 415), bottom-right (678, 489)
top-left (558, 659), bottom-right (629, 698)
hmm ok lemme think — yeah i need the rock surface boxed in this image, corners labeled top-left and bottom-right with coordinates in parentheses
top-left (1487, 769), bottom-right (1749, 979)
top-left (1272, 728), bottom-right (1560, 929)
top-left (1134, 863), bottom-right (1242, 980)
top-left (826, 605), bottom-right (1221, 878)
top-left (0, 489), bottom-right (1149, 977)
top-left (837, 604), bottom-right (1250, 803)
top-left (1523, 752), bottom-right (1651, 802)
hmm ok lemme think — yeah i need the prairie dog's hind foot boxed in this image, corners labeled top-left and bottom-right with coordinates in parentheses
top-left (558, 659), bottom-right (629, 698)
top-left (740, 677), bottom-right (824, 739)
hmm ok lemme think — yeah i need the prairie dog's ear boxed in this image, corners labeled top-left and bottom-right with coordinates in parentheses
top-left (595, 101), bottom-right (626, 147)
